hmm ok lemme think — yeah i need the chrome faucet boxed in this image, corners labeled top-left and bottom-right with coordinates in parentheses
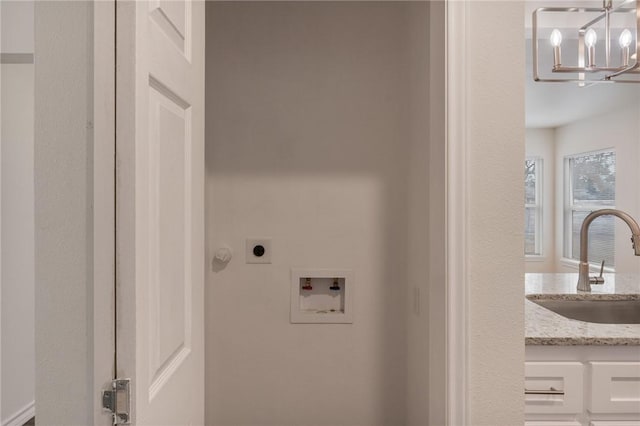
top-left (577, 209), bottom-right (640, 292)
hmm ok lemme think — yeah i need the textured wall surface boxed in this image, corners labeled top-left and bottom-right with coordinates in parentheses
top-left (205, 3), bottom-right (432, 425)
top-left (34, 3), bottom-right (94, 425)
top-left (467, 2), bottom-right (525, 425)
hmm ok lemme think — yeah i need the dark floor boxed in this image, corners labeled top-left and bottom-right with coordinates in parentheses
top-left (23, 418), bottom-right (35, 426)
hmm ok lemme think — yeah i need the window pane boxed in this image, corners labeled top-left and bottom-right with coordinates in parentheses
top-left (525, 159), bottom-right (536, 204)
top-left (571, 210), bottom-right (615, 267)
top-left (572, 151), bottom-right (616, 206)
top-left (525, 206), bottom-right (539, 255)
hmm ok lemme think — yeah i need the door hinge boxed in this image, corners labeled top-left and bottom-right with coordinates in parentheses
top-left (102, 378), bottom-right (131, 425)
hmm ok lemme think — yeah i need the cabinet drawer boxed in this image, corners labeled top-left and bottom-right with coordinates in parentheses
top-left (590, 422), bottom-right (640, 426)
top-left (589, 362), bottom-right (640, 414)
top-left (525, 422), bottom-right (582, 426)
top-left (525, 362), bottom-right (584, 414)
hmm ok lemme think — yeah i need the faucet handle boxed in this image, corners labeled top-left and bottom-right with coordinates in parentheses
top-left (590, 260), bottom-right (605, 285)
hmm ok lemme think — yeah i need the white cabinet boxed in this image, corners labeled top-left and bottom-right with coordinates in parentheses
top-left (525, 347), bottom-right (640, 426)
top-left (525, 362), bottom-right (584, 414)
top-left (589, 362), bottom-right (640, 414)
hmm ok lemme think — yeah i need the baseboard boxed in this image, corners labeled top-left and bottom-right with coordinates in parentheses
top-left (2, 400), bottom-right (35, 426)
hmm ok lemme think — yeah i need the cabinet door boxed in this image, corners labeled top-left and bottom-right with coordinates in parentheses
top-left (526, 362), bottom-right (584, 414)
top-left (589, 362), bottom-right (640, 414)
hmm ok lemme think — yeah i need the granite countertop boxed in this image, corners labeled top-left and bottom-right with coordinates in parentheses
top-left (525, 273), bottom-right (640, 346)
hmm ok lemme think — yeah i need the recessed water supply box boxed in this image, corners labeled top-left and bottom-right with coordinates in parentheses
top-left (290, 269), bottom-right (354, 324)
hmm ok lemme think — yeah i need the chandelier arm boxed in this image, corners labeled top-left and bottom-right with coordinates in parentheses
top-left (578, 5), bottom-right (636, 32)
top-left (552, 66), bottom-right (639, 72)
top-left (606, 6), bottom-right (611, 67)
top-left (606, 63), bottom-right (640, 79)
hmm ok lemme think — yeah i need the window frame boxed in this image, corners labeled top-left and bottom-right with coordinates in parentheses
top-left (525, 157), bottom-right (543, 258)
top-left (563, 148), bottom-right (616, 269)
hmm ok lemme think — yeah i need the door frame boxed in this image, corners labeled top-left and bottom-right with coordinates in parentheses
top-left (0, 3), bottom-right (3, 421)
top-left (98, 1), bottom-right (473, 425)
top-left (27, 1), bottom-right (115, 424)
top-left (93, 1), bottom-right (117, 425)
top-left (445, 1), bottom-right (470, 424)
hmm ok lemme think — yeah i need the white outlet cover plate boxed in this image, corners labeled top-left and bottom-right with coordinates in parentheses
top-left (246, 238), bottom-right (272, 264)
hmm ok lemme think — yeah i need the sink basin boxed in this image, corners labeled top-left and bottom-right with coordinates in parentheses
top-left (529, 298), bottom-right (640, 324)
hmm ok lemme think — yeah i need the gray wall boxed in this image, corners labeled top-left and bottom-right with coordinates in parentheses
top-left (1, 2), bottom-right (36, 423)
top-left (205, 3), bottom-right (436, 424)
top-left (1, 63), bottom-right (35, 426)
top-left (34, 2), bottom-right (95, 424)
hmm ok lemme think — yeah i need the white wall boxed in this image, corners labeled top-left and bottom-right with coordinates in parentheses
top-left (554, 104), bottom-right (640, 274)
top-left (406, 3), bottom-right (430, 425)
top-left (34, 3), bottom-right (98, 425)
top-left (467, 2), bottom-right (525, 425)
top-left (205, 3), bottom-right (432, 425)
top-left (525, 128), bottom-right (556, 272)
top-left (1, 63), bottom-right (35, 426)
top-left (0, 1), bottom-right (33, 54)
top-left (1, 1), bottom-right (36, 424)
top-left (427, 2), bottom-right (447, 425)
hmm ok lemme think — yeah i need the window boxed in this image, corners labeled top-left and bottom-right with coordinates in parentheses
top-left (525, 158), bottom-right (543, 256)
top-left (565, 150), bottom-right (616, 267)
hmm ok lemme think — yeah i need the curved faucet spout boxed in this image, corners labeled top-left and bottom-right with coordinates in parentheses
top-left (577, 208), bottom-right (640, 292)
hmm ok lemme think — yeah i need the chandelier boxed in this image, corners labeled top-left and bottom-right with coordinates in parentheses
top-left (532, 0), bottom-right (639, 84)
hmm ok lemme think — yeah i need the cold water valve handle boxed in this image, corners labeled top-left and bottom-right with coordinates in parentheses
top-left (330, 279), bottom-right (341, 291)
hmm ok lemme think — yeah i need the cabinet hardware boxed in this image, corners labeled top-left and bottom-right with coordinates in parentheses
top-left (525, 387), bottom-right (564, 395)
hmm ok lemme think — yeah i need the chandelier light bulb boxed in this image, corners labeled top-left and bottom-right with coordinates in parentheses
top-left (550, 29), bottom-right (563, 47)
top-left (585, 29), bottom-right (598, 48)
top-left (584, 28), bottom-right (598, 67)
top-left (550, 29), bottom-right (563, 68)
top-left (619, 29), bottom-right (632, 48)
top-left (620, 29), bottom-right (633, 67)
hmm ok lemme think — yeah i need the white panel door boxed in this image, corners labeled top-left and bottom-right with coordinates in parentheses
top-left (116, 1), bottom-right (204, 425)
